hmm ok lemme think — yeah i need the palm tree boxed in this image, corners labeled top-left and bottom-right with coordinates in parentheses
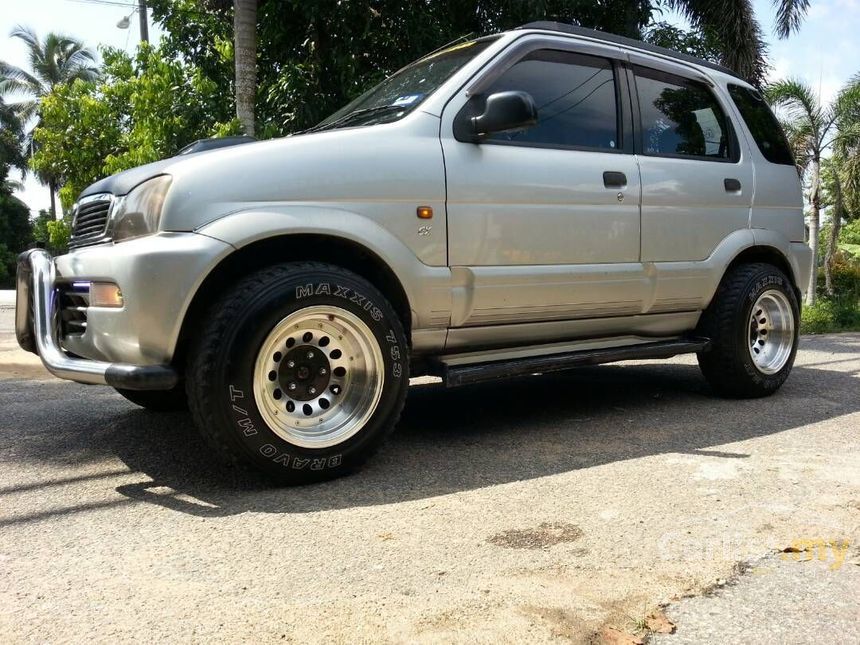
top-left (666, 0), bottom-right (810, 84)
top-left (0, 26), bottom-right (99, 217)
top-left (821, 160), bottom-right (845, 295)
top-left (766, 77), bottom-right (860, 305)
top-left (824, 74), bottom-right (860, 294)
top-left (233, 0), bottom-right (257, 136)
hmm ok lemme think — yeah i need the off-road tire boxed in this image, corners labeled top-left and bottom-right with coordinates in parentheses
top-left (185, 262), bottom-right (409, 484)
top-left (115, 386), bottom-right (188, 411)
top-left (697, 262), bottom-right (799, 398)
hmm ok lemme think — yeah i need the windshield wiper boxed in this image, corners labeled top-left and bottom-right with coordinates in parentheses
top-left (303, 104), bottom-right (407, 134)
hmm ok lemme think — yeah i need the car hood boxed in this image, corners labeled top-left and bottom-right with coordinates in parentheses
top-left (79, 157), bottom-right (177, 198)
top-left (78, 138), bottom-right (264, 198)
top-left (76, 111), bottom-right (444, 233)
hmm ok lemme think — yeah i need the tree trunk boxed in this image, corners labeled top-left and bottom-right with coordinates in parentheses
top-left (138, 0), bottom-right (150, 43)
top-left (824, 173), bottom-right (844, 296)
top-left (49, 179), bottom-right (57, 220)
top-left (233, 0), bottom-right (257, 137)
top-left (806, 157), bottom-right (821, 306)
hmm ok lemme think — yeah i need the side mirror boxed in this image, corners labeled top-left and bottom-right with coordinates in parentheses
top-left (470, 91), bottom-right (538, 139)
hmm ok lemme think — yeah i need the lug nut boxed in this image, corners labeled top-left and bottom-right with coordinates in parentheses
top-left (288, 383), bottom-right (297, 391)
top-left (287, 360), bottom-right (295, 368)
top-left (319, 367), bottom-right (327, 375)
top-left (307, 351), bottom-right (314, 359)
top-left (308, 386), bottom-right (317, 395)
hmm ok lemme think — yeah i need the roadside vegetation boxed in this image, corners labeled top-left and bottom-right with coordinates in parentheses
top-left (768, 74), bottom-right (860, 331)
top-left (801, 219), bottom-right (860, 333)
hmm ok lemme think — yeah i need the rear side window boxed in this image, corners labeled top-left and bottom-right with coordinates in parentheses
top-left (634, 65), bottom-right (734, 161)
top-left (727, 84), bottom-right (795, 165)
top-left (483, 49), bottom-right (619, 150)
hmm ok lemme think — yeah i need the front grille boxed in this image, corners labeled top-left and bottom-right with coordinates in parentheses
top-left (69, 194), bottom-right (113, 247)
top-left (59, 282), bottom-right (90, 337)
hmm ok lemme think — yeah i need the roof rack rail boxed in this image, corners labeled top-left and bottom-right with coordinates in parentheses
top-left (516, 21), bottom-right (743, 81)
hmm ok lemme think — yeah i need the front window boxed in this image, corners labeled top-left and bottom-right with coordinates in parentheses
top-left (482, 49), bottom-right (619, 150)
top-left (312, 38), bottom-right (498, 131)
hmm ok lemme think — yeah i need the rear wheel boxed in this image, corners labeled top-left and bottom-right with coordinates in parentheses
top-left (697, 262), bottom-right (799, 398)
top-left (115, 386), bottom-right (188, 411)
top-left (186, 262), bottom-right (409, 484)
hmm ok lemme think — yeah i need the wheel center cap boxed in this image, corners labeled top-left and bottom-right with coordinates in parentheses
top-left (278, 345), bottom-right (331, 401)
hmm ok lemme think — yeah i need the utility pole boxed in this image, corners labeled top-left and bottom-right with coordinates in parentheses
top-left (138, 0), bottom-right (149, 43)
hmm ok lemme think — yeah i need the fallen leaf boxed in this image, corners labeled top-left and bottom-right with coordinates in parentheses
top-left (378, 532), bottom-right (394, 541)
top-left (600, 626), bottom-right (644, 645)
top-left (645, 610), bottom-right (675, 634)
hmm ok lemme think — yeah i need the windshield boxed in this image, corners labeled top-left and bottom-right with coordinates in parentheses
top-left (312, 37), bottom-right (498, 131)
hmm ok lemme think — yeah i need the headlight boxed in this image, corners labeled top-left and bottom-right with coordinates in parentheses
top-left (111, 175), bottom-right (172, 242)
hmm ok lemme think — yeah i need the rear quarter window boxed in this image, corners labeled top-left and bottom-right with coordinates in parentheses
top-left (728, 85), bottom-right (795, 165)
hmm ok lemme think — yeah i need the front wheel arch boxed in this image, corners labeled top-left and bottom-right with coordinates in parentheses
top-left (173, 234), bottom-right (413, 371)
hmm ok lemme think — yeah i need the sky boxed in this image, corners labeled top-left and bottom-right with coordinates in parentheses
top-left (2, 0), bottom-right (860, 215)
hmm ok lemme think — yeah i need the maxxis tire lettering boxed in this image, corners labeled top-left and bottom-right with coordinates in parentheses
top-left (294, 280), bottom-right (401, 378)
top-left (296, 281), bottom-right (384, 322)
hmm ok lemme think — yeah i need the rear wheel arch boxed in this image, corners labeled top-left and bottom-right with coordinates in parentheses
top-left (173, 234), bottom-right (413, 370)
top-left (721, 245), bottom-right (801, 303)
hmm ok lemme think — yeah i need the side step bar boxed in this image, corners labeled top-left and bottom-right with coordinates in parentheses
top-left (435, 338), bottom-right (711, 388)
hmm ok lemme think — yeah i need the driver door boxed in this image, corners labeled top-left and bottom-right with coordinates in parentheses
top-left (440, 38), bottom-right (646, 331)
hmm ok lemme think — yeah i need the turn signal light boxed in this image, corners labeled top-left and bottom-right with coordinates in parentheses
top-left (90, 282), bottom-right (124, 308)
top-left (417, 206), bottom-right (433, 219)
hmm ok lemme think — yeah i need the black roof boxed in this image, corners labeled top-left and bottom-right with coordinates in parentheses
top-left (517, 21), bottom-right (743, 80)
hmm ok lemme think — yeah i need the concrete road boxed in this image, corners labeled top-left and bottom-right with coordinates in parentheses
top-left (1, 302), bottom-right (858, 643)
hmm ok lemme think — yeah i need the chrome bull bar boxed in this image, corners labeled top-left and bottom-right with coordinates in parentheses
top-left (15, 248), bottom-right (178, 390)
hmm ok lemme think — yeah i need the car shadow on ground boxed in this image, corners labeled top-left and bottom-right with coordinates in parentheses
top-left (1, 347), bottom-right (858, 522)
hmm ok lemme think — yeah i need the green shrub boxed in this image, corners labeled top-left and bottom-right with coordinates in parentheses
top-left (841, 219), bottom-right (860, 245)
top-left (819, 255), bottom-right (860, 298)
top-left (804, 255), bottom-right (860, 333)
top-left (801, 298), bottom-right (860, 333)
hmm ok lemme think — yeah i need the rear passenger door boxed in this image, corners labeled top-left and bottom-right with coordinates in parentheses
top-left (631, 60), bottom-right (753, 265)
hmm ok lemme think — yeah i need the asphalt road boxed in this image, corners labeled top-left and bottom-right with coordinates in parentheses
top-left (1, 302), bottom-right (858, 643)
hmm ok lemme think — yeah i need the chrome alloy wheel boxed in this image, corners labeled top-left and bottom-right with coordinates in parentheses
top-left (253, 305), bottom-right (384, 449)
top-left (748, 289), bottom-right (795, 375)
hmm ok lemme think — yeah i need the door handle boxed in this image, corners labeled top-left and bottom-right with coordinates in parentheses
top-left (603, 171), bottom-right (627, 189)
top-left (724, 178), bottom-right (742, 192)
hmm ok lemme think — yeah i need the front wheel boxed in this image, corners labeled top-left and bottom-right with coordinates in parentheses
top-left (186, 262), bottom-right (409, 484)
top-left (697, 262), bottom-right (799, 398)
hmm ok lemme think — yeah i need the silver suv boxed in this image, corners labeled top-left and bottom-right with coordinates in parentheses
top-left (16, 22), bottom-right (810, 483)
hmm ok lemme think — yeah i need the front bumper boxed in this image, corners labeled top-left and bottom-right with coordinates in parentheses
top-left (16, 248), bottom-right (178, 389)
top-left (16, 233), bottom-right (232, 390)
